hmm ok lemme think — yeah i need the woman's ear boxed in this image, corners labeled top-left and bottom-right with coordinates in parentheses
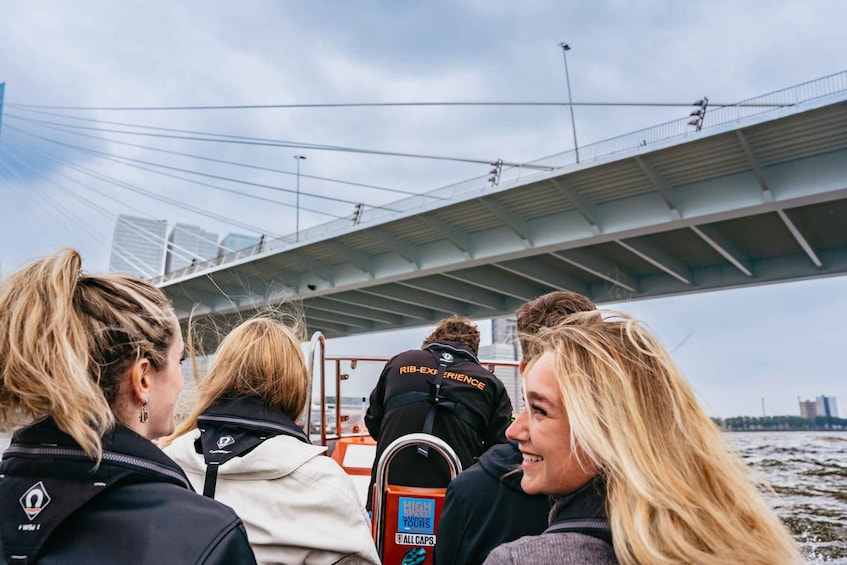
top-left (128, 358), bottom-right (153, 404)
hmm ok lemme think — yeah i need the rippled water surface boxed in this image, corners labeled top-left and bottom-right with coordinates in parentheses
top-left (728, 431), bottom-right (847, 563)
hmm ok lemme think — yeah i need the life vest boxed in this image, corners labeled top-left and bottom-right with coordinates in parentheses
top-left (383, 344), bottom-right (488, 457)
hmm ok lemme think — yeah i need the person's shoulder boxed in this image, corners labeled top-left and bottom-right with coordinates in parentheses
top-left (485, 533), bottom-right (617, 565)
top-left (113, 479), bottom-right (239, 524)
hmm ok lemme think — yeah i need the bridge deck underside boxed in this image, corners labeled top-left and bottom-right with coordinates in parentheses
top-left (163, 97), bottom-right (847, 341)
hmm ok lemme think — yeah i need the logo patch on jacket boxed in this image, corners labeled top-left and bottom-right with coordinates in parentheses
top-left (440, 352), bottom-right (453, 363)
top-left (20, 481), bottom-right (51, 521)
top-left (217, 435), bottom-right (235, 449)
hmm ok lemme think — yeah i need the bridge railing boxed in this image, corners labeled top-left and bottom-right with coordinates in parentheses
top-left (151, 69), bottom-right (847, 286)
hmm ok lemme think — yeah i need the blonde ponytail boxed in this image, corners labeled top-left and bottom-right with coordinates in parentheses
top-left (0, 249), bottom-right (175, 461)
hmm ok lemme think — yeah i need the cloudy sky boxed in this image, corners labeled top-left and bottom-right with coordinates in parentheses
top-left (1, 0), bottom-right (845, 417)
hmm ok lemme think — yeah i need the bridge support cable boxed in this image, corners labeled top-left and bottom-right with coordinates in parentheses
top-left (1, 144), bottom-right (203, 271)
top-left (1, 111), bottom-right (429, 199)
top-left (3, 132), bottom-right (282, 240)
top-left (3, 108), bottom-right (541, 170)
top-left (4, 121), bottom-right (357, 216)
top-left (1, 141), bottom-right (265, 268)
top-left (0, 154), bottom-right (160, 277)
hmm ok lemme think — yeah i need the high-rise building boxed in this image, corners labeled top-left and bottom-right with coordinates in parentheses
top-left (816, 395), bottom-right (839, 418)
top-left (479, 342), bottom-right (522, 414)
top-left (165, 223), bottom-right (219, 273)
top-left (799, 399), bottom-right (818, 419)
top-left (481, 316), bottom-right (522, 413)
top-left (219, 233), bottom-right (261, 256)
top-left (109, 215), bottom-right (168, 278)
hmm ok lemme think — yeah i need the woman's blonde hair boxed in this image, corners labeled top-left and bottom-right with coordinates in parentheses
top-left (0, 249), bottom-right (176, 461)
top-left (527, 310), bottom-right (802, 565)
top-left (163, 317), bottom-right (309, 445)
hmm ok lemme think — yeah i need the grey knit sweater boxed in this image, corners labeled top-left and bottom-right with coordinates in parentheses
top-left (482, 477), bottom-right (618, 564)
top-left (482, 532), bottom-right (618, 564)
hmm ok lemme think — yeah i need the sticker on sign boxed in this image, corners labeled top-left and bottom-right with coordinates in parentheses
top-left (395, 533), bottom-right (436, 546)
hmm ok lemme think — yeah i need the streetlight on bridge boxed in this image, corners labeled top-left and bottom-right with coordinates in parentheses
top-left (559, 42), bottom-right (580, 164)
top-left (294, 155), bottom-right (306, 242)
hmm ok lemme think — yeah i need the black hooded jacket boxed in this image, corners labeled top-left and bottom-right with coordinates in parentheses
top-left (0, 419), bottom-right (256, 565)
top-left (434, 442), bottom-right (551, 565)
top-left (364, 341), bottom-right (513, 510)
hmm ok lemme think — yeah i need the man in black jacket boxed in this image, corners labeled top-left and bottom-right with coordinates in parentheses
top-left (365, 315), bottom-right (513, 511)
top-left (434, 291), bottom-right (598, 565)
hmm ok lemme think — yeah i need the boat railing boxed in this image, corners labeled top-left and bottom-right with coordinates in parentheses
top-left (305, 331), bottom-right (522, 447)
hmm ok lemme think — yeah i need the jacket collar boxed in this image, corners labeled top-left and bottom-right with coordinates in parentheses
top-left (423, 340), bottom-right (480, 364)
top-left (5, 418), bottom-right (191, 489)
top-left (195, 396), bottom-right (309, 467)
top-left (549, 474), bottom-right (608, 525)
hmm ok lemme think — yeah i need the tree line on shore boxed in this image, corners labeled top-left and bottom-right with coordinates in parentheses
top-left (711, 415), bottom-right (847, 431)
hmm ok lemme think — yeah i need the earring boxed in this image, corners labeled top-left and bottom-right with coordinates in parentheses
top-left (139, 400), bottom-right (149, 424)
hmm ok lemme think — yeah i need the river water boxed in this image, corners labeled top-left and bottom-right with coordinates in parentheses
top-left (1, 430), bottom-right (845, 561)
top-left (728, 431), bottom-right (847, 563)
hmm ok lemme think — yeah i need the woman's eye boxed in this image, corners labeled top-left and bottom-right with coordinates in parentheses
top-left (530, 404), bottom-right (547, 416)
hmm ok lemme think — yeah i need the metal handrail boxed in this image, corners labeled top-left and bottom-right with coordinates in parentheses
top-left (305, 331), bottom-right (325, 441)
top-left (372, 433), bottom-right (463, 559)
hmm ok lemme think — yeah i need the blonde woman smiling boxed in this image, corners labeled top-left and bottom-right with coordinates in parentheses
top-left (484, 311), bottom-right (802, 565)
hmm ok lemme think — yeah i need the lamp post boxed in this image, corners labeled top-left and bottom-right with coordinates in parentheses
top-left (559, 42), bottom-right (579, 164)
top-left (294, 155), bottom-right (306, 242)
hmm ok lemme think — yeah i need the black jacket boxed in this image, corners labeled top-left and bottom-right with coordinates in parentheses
top-left (0, 419), bottom-right (256, 565)
top-left (434, 442), bottom-right (551, 565)
top-left (365, 341), bottom-right (513, 509)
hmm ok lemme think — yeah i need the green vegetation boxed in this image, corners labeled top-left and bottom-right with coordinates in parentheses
top-left (711, 415), bottom-right (847, 431)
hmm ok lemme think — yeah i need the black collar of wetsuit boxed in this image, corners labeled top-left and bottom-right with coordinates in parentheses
top-left (549, 474), bottom-right (608, 525)
top-left (423, 340), bottom-right (480, 365)
top-left (4, 417), bottom-right (192, 488)
top-left (195, 395), bottom-right (310, 467)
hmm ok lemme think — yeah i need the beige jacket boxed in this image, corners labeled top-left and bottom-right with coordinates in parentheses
top-left (166, 431), bottom-right (380, 565)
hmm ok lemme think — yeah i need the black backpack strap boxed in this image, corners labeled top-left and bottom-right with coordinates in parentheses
top-left (544, 518), bottom-right (612, 545)
top-left (417, 350), bottom-right (449, 457)
top-left (202, 463), bottom-right (220, 498)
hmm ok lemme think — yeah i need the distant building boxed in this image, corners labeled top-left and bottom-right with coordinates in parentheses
top-left (165, 223), bottom-right (219, 273)
top-left (799, 399), bottom-right (818, 419)
top-left (219, 233), bottom-right (261, 256)
top-left (817, 395), bottom-right (839, 418)
top-left (109, 215), bottom-right (167, 278)
top-left (481, 316), bottom-right (522, 413)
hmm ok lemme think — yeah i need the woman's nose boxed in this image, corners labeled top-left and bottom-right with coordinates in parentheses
top-left (506, 408), bottom-right (528, 441)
